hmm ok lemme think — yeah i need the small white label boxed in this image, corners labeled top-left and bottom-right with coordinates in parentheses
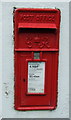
top-left (28, 62), bottom-right (45, 93)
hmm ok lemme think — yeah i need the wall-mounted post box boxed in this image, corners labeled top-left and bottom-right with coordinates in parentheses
top-left (14, 8), bottom-right (60, 110)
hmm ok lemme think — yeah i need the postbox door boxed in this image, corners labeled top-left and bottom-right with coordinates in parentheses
top-left (15, 51), bottom-right (52, 106)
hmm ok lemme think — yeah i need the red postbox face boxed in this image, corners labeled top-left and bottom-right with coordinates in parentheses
top-left (14, 8), bottom-right (60, 110)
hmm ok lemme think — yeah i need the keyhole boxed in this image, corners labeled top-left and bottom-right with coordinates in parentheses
top-left (23, 79), bottom-right (26, 82)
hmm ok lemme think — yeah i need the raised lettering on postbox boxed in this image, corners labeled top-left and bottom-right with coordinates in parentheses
top-left (19, 14), bottom-right (55, 23)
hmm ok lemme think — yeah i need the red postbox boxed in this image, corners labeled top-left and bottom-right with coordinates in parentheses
top-left (14, 8), bottom-right (60, 110)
